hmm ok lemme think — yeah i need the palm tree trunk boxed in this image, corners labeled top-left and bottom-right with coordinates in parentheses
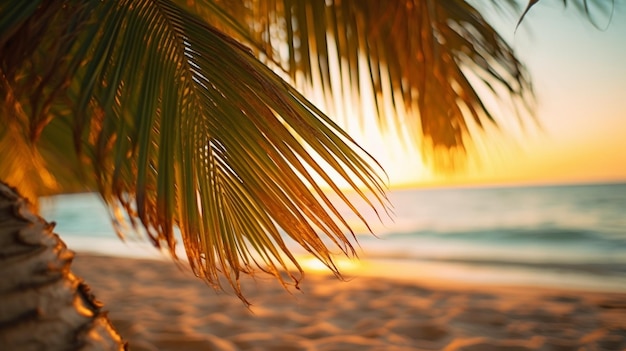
top-left (0, 181), bottom-right (126, 350)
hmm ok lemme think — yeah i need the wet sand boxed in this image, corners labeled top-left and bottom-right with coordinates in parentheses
top-left (72, 254), bottom-right (626, 351)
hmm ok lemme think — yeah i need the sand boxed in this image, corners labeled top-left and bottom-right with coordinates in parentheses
top-left (71, 254), bottom-right (626, 351)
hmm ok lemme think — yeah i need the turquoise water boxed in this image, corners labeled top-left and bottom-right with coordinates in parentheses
top-left (41, 182), bottom-right (626, 291)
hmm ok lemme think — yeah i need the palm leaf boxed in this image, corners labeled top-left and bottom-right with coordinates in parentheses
top-left (0, 0), bottom-right (96, 201)
top-left (1, 0), bottom-right (388, 301)
top-left (196, 0), bottom-right (614, 168)
top-left (192, 0), bottom-right (535, 168)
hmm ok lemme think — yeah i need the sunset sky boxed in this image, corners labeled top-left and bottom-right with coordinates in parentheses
top-left (349, 2), bottom-right (626, 189)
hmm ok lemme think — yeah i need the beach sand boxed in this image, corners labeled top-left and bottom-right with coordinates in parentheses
top-left (72, 254), bottom-right (626, 351)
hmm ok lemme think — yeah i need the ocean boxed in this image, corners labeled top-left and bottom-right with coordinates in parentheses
top-left (40, 182), bottom-right (626, 292)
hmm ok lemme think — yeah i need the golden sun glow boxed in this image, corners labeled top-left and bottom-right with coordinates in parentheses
top-left (299, 256), bottom-right (361, 274)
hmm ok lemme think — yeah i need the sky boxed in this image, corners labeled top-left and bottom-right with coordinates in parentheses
top-left (348, 1), bottom-right (626, 189)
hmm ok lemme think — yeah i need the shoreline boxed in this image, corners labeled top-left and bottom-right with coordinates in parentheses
top-left (67, 234), bottom-right (626, 294)
top-left (342, 257), bottom-right (626, 294)
top-left (71, 253), bottom-right (626, 351)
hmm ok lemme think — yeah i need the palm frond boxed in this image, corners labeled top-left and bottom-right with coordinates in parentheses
top-left (0, 0), bottom-right (95, 201)
top-left (192, 0), bottom-right (534, 168)
top-left (0, 81), bottom-right (57, 204)
top-left (1, 0), bottom-right (388, 301)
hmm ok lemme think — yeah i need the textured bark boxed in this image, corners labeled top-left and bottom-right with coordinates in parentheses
top-left (0, 181), bottom-right (127, 351)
